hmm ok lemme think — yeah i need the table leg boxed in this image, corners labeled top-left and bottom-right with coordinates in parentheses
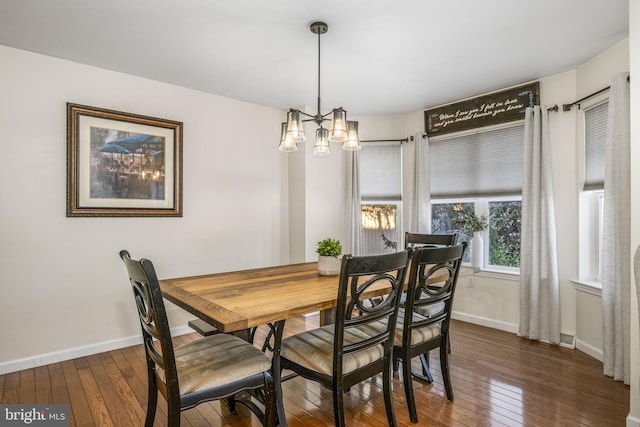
top-left (271, 319), bottom-right (288, 427)
top-left (319, 307), bottom-right (336, 326)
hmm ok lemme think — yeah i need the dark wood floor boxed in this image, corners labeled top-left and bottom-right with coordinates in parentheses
top-left (0, 315), bottom-right (629, 426)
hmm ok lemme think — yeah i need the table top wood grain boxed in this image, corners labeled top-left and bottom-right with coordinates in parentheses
top-left (160, 262), bottom-right (345, 332)
top-left (160, 261), bottom-right (471, 333)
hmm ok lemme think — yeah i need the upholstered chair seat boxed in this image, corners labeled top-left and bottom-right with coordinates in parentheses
top-left (170, 334), bottom-right (272, 394)
top-left (394, 308), bottom-right (441, 347)
top-left (281, 320), bottom-right (389, 376)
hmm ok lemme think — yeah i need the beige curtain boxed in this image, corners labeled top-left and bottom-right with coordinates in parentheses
top-left (602, 72), bottom-right (631, 384)
top-left (519, 105), bottom-right (560, 343)
top-left (342, 150), bottom-right (362, 255)
top-left (409, 132), bottom-right (430, 233)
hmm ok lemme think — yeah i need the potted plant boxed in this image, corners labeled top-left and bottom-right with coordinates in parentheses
top-left (316, 237), bottom-right (343, 276)
top-left (455, 211), bottom-right (487, 268)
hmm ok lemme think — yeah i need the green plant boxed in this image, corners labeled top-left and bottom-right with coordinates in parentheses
top-left (455, 211), bottom-right (488, 235)
top-left (316, 238), bottom-right (342, 258)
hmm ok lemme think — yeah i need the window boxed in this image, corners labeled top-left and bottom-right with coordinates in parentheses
top-left (431, 197), bottom-right (521, 269)
top-left (579, 97), bottom-right (608, 284)
top-left (429, 123), bottom-right (524, 271)
top-left (488, 198), bottom-right (521, 269)
top-left (359, 143), bottom-right (402, 255)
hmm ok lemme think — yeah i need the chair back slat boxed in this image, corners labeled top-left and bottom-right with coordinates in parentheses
top-left (334, 250), bottom-right (412, 363)
top-left (403, 244), bottom-right (466, 343)
top-left (404, 232), bottom-right (458, 249)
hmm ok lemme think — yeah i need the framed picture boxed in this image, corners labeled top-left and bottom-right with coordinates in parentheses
top-left (66, 103), bottom-right (183, 217)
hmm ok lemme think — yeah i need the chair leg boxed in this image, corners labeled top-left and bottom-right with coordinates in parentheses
top-left (167, 409), bottom-right (181, 427)
top-left (263, 376), bottom-right (277, 427)
top-left (440, 342), bottom-right (454, 401)
top-left (402, 355), bottom-right (418, 423)
top-left (332, 385), bottom-right (346, 427)
top-left (384, 358), bottom-right (398, 427)
top-left (228, 395), bottom-right (237, 413)
top-left (144, 374), bottom-right (158, 427)
top-left (393, 353), bottom-right (400, 372)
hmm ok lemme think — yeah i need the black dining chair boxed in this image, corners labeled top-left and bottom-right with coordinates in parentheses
top-left (119, 250), bottom-right (276, 427)
top-left (393, 243), bottom-right (466, 423)
top-left (276, 249), bottom-right (412, 427)
top-left (403, 231), bottom-right (458, 381)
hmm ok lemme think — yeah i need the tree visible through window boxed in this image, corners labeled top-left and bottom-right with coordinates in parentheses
top-left (488, 201), bottom-right (521, 267)
top-left (431, 199), bottom-right (521, 269)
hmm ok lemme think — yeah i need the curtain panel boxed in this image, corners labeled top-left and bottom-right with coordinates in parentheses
top-left (342, 150), bottom-right (362, 256)
top-left (519, 105), bottom-right (560, 343)
top-left (601, 72), bottom-right (631, 384)
top-left (409, 132), bottom-right (430, 233)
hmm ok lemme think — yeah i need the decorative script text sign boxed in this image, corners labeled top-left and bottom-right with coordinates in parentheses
top-left (424, 82), bottom-right (539, 136)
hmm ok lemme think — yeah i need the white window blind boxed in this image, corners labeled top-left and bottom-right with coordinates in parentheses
top-left (429, 123), bottom-right (524, 198)
top-left (583, 101), bottom-right (608, 190)
top-left (359, 144), bottom-right (402, 201)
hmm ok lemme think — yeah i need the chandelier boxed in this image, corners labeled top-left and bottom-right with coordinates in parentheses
top-left (279, 21), bottom-right (361, 155)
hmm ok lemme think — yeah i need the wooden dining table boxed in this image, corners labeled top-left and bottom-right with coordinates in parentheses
top-left (160, 261), bottom-right (354, 334)
top-left (159, 259), bottom-right (471, 426)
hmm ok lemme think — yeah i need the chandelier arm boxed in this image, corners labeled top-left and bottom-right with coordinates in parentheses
top-left (294, 110), bottom-right (316, 119)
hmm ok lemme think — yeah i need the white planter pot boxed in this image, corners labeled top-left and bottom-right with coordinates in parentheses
top-left (471, 233), bottom-right (484, 269)
top-left (317, 255), bottom-right (341, 276)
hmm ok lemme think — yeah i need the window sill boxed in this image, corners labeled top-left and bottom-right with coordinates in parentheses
top-left (470, 267), bottom-right (520, 281)
top-left (571, 279), bottom-right (602, 297)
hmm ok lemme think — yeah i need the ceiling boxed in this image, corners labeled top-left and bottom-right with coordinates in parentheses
top-left (0, 0), bottom-right (629, 116)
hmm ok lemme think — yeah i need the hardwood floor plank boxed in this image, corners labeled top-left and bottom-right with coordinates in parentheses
top-left (34, 365), bottom-right (52, 404)
top-left (75, 357), bottom-right (115, 427)
top-left (2, 372), bottom-right (19, 404)
top-left (18, 368), bottom-right (35, 404)
top-left (61, 359), bottom-right (95, 427)
top-left (48, 363), bottom-right (75, 427)
top-left (94, 351), bottom-right (147, 426)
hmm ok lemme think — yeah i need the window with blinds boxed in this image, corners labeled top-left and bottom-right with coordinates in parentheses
top-left (429, 123), bottom-right (525, 198)
top-left (583, 101), bottom-right (608, 190)
top-left (359, 144), bottom-right (402, 201)
top-left (359, 143), bottom-right (402, 255)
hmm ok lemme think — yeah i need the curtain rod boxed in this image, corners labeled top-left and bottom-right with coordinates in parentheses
top-left (359, 137), bottom-right (411, 144)
top-left (562, 86), bottom-right (610, 111)
top-left (562, 75), bottom-right (630, 112)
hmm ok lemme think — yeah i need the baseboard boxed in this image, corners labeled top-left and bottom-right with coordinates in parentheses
top-left (451, 311), bottom-right (519, 334)
top-left (576, 338), bottom-right (604, 362)
top-left (627, 414), bottom-right (640, 427)
top-left (0, 325), bottom-right (193, 375)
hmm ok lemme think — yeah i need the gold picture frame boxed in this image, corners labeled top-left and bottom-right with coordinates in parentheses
top-left (66, 103), bottom-right (183, 217)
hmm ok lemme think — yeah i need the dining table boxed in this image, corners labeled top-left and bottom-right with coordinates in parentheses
top-left (160, 262), bottom-right (357, 334)
top-left (159, 259), bottom-right (473, 426)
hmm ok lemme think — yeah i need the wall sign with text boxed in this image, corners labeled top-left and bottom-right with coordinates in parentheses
top-left (424, 82), bottom-right (539, 136)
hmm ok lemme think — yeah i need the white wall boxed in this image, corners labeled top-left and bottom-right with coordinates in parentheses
top-left (0, 45), bottom-right (289, 372)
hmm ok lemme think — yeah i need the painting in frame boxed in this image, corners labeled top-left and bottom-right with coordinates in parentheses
top-left (67, 103), bottom-right (183, 217)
